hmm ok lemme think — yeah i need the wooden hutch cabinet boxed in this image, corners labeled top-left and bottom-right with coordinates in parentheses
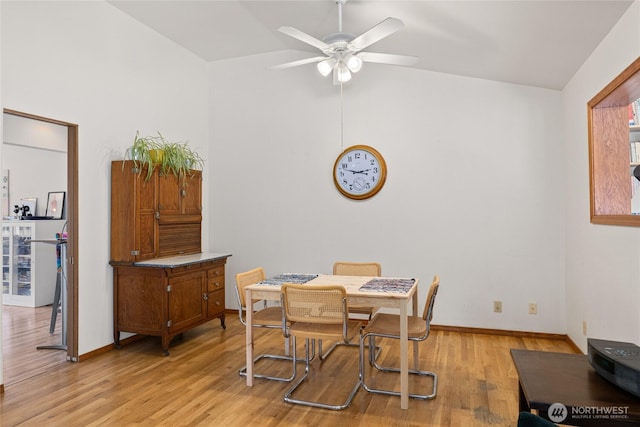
top-left (110, 160), bottom-right (230, 355)
top-left (110, 160), bottom-right (202, 263)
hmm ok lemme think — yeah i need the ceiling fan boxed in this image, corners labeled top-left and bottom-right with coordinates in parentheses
top-left (272, 0), bottom-right (418, 84)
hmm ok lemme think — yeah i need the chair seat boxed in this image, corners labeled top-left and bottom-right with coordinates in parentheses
top-left (363, 313), bottom-right (427, 339)
top-left (290, 319), bottom-right (362, 341)
top-left (252, 306), bottom-right (286, 327)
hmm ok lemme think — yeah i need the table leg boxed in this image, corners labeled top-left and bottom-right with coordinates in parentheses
top-left (411, 290), bottom-right (419, 370)
top-left (245, 288), bottom-right (254, 386)
top-left (518, 381), bottom-right (530, 412)
top-left (400, 300), bottom-right (409, 409)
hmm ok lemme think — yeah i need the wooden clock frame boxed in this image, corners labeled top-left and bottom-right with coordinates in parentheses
top-left (333, 144), bottom-right (387, 200)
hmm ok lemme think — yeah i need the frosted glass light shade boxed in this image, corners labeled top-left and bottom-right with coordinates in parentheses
top-left (317, 58), bottom-right (336, 77)
top-left (337, 64), bottom-right (352, 83)
top-left (346, 55), bottom-right (363, 73)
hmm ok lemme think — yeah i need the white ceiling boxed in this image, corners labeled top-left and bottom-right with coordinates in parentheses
top-left (108, 0), bottom-right (634, 90)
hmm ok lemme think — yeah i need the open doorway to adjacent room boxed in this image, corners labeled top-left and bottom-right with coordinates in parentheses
top-left (1, 109), bottom-right (78, 384)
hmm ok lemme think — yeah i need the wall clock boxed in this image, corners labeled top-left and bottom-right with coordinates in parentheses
top-left (333, 145), bottom-right (387, 200)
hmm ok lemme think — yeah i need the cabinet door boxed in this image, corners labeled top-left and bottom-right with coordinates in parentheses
top-left (158, 171), bottom-right (202, 217)
top-left (206, 289), bottom-right (225, 317)
top-left (13, 224), bottom-right (33, 298)
top-left (2, 225), bottom-right (10, 296)
top-left (115, 266), bottom-right (166, 333)
top-left (135, 169), bottom-right (159, 261)
top-left (182, 171), bottom-right (202, 216)
top-left (168, 271), bottom-right (205, 332)
top-left (110, 161), bottom-right (159, 263)
top-left (158, 173), bottom-right (181, 216)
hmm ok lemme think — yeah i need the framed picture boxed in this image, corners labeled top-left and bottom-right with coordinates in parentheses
top-left (46, 191), bottom-right (65, 219)
top-left (19, 197), bottom-right (37, 218)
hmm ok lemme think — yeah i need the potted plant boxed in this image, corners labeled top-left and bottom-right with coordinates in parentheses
top-left (161, 141), bottom-right (204, 180)
top-left (124, 131), bottom-right (204, 181)
top-left (124, 131), bottom-right (164, 181)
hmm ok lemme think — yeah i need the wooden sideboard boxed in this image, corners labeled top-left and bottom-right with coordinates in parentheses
top-left (113, 253), bottom-right (231, 355)
top-left (111, 160), bottom-right (231, 355)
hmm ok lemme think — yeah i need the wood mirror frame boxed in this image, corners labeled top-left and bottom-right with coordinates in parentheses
top-left (588, 56), bottom-right (640, 226)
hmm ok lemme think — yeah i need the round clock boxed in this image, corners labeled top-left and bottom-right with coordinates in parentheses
top-left (333, 145), bottom-right (387, 200)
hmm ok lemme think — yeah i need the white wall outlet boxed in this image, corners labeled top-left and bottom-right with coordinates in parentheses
top-left (528, 303), bottom-right (537, 315)
top-left (583, 320), bottom-right (588, 336)
top-left (493, 301), bottom-right (502, 313)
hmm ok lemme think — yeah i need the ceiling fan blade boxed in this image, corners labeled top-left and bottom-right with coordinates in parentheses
top-left (357, 52), bottom-right (418, 67)
top-left (278, 26), bottom-right (330, 52)
top-left (270, 56), bottom-right (328, 70)
top-left (348, 17), bottom-right (404, 51)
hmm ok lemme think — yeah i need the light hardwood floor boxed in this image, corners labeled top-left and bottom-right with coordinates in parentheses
top-left (2, 304), bottom-right (67, 385)
top-left (1, 311), bottom-right (577, 426)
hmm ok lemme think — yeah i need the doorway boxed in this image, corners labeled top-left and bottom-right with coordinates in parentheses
top-left (1, 109), bottom-right (78, 384)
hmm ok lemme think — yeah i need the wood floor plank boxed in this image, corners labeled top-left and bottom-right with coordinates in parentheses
top-left (1, 311), bottom-right (578, 426)
top-left (2, 304), bottom-right (67, 385)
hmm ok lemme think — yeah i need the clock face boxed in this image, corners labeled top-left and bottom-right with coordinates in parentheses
top-left (333, 145), bottom-right (387, 200)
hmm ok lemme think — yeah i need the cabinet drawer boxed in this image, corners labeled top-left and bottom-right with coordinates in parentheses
top-left (207, 266), bottom-right (224, 279)
top-left (207, 289), bottom-right (225, 316)
top-left (207, 275), bottom-right (225, 293)
top-left (207, 266), bottom-right (225, 292)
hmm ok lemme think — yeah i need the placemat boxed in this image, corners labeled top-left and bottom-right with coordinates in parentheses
top-left (258, 273), bottom-right (318, 286)
top-left (359, 278), bottom-right (415, 293)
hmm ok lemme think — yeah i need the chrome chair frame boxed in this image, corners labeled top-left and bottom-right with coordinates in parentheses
top-left (322, 261), bottom-right (383, 361)
top-left (235, 267), bottom-right (304, 382)
top-left (359, 275), bottom-right (440, 400)
top-left (281, 284), bottom-right (362, 410)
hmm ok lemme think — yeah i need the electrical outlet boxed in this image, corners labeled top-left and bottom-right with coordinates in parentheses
top-left (493, 301), bottom-right (502, 313)
top-left (528, 303), bottom-right (537, 315)
top-left (583, 320), bottom-right (588, 336)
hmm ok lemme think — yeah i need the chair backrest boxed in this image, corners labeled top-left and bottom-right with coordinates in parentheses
top-left (422, 275), bottom-right (440, 323)
top-left (281, 283), bottom-right (348, 325)
top-left (332, 261), bottom-right (381, 277)
top-left (235, 267), bottom-right (266, 308)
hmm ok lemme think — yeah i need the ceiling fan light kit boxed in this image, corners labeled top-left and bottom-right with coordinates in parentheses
top-left (317, 58), bottom-right (336, 76)
top-left (273, 0), bottom-right (418, 85)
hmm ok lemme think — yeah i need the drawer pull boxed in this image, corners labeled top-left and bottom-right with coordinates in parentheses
top-left (203, 293), bottom-right (208, 301)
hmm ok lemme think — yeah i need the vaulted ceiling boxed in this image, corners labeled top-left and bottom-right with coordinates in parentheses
top-left (109, 0), bottom-right (633, 90)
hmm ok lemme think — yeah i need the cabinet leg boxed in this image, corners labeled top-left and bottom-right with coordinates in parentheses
top-left (161, 336), bottom-right (170, 356)
top-left (220, 313), bottom-right (226, 329)
top-left (114, 331), bottom-right (121, 349)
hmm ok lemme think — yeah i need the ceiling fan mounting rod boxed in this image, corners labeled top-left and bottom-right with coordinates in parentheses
top-left (336, 0), bottom-right (346, 33)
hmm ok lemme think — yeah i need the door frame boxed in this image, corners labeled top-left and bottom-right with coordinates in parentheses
top-left (2, 108), bottom-right (79, 361)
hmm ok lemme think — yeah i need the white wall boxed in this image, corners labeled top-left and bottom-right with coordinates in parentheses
top-left (3, 114), bottom-right (67, 218)
top-left (1, 1), bottom-right (209, 355)
top-left (563, 3), bottom-right (640, 352)
top-left (209, 50), bottom-right (567, 333)
top-left (2, 144), bottom-right (67, 217)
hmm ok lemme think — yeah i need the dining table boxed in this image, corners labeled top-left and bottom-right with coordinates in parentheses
top-left (244, 273), bottom-right (419, 410)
